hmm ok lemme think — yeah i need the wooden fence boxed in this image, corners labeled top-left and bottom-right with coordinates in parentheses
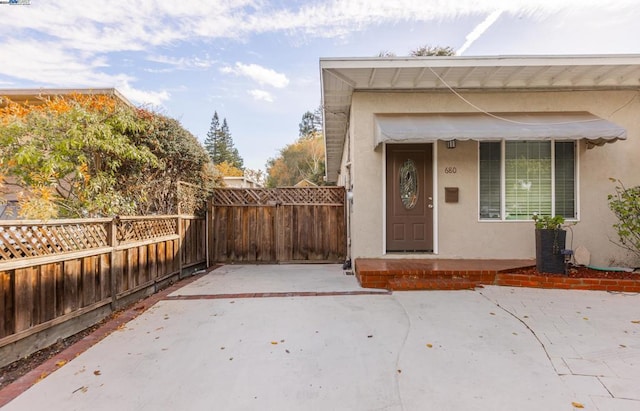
top-left (209, 187), bottom-right (346, 263)
top-left (0, 215), bottom-right (206, 367)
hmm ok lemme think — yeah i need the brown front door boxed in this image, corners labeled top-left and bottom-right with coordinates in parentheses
top-left (386, 144), bottom-right (433, 252)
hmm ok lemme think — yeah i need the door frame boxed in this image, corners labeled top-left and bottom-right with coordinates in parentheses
top-left (382, 142), bottom-right (439, 255)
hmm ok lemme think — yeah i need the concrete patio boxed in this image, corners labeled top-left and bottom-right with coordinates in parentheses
top-left (2, 264), bottom-right (639, 410)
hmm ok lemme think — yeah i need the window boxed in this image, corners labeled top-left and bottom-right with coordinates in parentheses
top-left (479, 141), bottom-right (576, 221)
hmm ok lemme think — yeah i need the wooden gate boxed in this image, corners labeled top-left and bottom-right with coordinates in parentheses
top-left (208, 187), bottom-right (346, 263)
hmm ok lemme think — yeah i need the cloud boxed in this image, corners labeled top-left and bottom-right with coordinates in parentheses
top-left (0, 0), bottom-right (638, 104)
top-left (118, 83), bottom-right (170, 106)
top-left (147, 54), bottom-right (216, 71)
top-left (457, 9), bottom-right (504, 55)
top-left (248, 89), bottom-right (274, 103)
top-left (221, 63), bottom-right (289, 88)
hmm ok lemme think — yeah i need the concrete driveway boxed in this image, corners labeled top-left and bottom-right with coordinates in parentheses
top-left (3, 264), bottom-right (640, 411)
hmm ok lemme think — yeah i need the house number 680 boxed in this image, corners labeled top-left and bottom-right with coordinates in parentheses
top-left (444, 167), bottom-right (457, 174)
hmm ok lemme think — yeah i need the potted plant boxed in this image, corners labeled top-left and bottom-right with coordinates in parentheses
top-left (532, 214), bottom-right (567, 274)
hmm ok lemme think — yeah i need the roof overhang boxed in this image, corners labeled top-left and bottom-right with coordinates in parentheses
top-left (374, 112), bottom-right (626, 148)
top-left (320, 54), bottom-right (640, 183)
top-left (0, 88), bottom-right (134, 108)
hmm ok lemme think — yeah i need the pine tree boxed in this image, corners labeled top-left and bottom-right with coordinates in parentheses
top-left (299, 107), bottom-right (323, 137)
top-left (221, 119), bottom-right (243, 169)
top-left (204, 112), bottom-right (244, 168)
top-left (204, 111), bottom-right (221, 163)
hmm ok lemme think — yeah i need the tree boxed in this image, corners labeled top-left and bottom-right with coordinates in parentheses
top-left (266, 131), bottom-right (325, 187)
top-left (0, 95), bottom-right (218, 218)
top-left (204, 111), bottom-right (220, 162)
top-left (214, 161), bottom-right (243, 177)
top-left (410, 45), bottom-right (456, 56)
top-left (127, 110), bottom-right (217, 215)
top-left (0, 94), bottom-right (156, 218)
top-left (204, 111), bottom-right (243, 169)
top-left (221, 118), bottom-right (243, 169)
top-left (299, 107), bottom-right (323, 137)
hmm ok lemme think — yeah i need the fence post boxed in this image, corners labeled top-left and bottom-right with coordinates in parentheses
top-left (108, 217), bottom-right (118, 310)
top-left (206, 199), bottom-right (211, 268)
top-left (177, 215), bottom-right (184, 279)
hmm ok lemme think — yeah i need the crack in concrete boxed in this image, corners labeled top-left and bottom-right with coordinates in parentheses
top-left (390, 295), bottom-right (412, 411)
top-left (477, 290), bottom-right (555, 369)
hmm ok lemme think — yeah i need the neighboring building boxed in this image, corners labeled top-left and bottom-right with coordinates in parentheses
top-left (0, 88), bottom-right (133, 219)
top-left (294, 178), bottom-right (318, 187)
top-left (0, 88), bottom-right (132, 108)
top-left (320, 55), bottom-right (640, 267)
top-left (223, 176), bottom-right (263, 188)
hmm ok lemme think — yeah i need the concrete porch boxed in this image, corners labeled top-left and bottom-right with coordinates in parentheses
top-left (355, 258), bottom-right (536, 290)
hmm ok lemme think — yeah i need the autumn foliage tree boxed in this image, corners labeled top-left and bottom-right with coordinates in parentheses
top-left (265, 131), bottom-right (325, 187)
top-left (0, 94), bottom-right (215, 218)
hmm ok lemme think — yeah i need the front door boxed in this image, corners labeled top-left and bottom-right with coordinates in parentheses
top-left (386, 144), bottom-right (433, 252)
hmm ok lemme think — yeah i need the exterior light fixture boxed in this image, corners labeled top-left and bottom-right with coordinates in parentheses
top-left (447, 139), bottom-right (457, 149)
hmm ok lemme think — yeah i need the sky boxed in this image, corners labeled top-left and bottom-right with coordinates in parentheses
top-left (1, 0), bottom-right (639, 172)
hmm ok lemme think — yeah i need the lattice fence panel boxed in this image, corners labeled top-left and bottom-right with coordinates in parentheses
top-left (0, 221), bottom-right (109, 261)
top-left (211, 187), bottom-right (345, 206)
top-left (116, 218), bottom-right (178, 244)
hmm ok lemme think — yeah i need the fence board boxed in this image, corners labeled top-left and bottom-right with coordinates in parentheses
top-left (0, 271), bottom-right (13, 337)
top-left (15, 267), bottom-right (35, 332)
top-left (99, 254), bottom-right (110, 300)
top-left (63, 260), bottom-right (81, 314)
top-left (40, 262), bottom-right (55, 322)
top-left (82, 256), bottom-right (96, 308)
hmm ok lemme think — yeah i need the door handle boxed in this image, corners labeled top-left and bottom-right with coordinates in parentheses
top-left (428, 204), bottom-right (433, 208)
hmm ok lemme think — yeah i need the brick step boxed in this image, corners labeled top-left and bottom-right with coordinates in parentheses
top-left (387, 277), bottom-right (482, 291)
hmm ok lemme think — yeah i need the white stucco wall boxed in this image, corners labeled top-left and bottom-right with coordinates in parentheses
top-left (340, 89), bottom-right (640, 266)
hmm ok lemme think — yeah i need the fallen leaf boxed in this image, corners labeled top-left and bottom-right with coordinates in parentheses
top-left (367, 335), bottom-right (373, 338)
top-left (93, 370), bottom-right (101, 376)
top-left (280, 339), bottom-right (285, 343)
top-left (489, 312), bottom-right (496, 316)
top-left (55, 360), bottom-right (67, 367)
top-left (620, 344), bottom-right (627, 348)
top-left (271, 341), bottom-right (278, 345)
top-left (220, 346), bottom-right (225, 350)
top-left (583, 317), bottom-right (589, 321)
top-left (426, 343), bottom-right (433, 348)
top-left (285, 349), bottom-right (290, 354)
top-left (397, 369), bottom-right (402, 374)
top-left (571, 401), bottom-right (584, 408)
top-left (229, 357), bottom-right (233, 361)
top-left (36, 372), bottom-right (49, 382)
top-left (631, 320), bottom-right (640, 324)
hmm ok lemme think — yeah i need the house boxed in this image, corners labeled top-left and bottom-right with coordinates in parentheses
top-left (294, 178), bottom-right (318, 187)
top-left (223, 176), bottom-right (263, 188)
top-left (320, 55), bottom-right (640, 267)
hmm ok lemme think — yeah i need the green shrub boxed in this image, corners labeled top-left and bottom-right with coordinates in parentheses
top-left (532, 214), bottom-right (565, 230)
top-left (608, 178), bottom-right (640, 260)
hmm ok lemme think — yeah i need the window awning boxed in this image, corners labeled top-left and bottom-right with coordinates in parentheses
top-left (374, 112), bottom-right (627, 148)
